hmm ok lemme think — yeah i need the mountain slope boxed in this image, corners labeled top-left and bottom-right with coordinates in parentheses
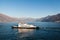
top-left (0, 13), bottom-right (17, 22)
top-left (36, 13), bottom-right (60, 22)
top-left (0, 13), bottom-right (35, 22)
top-left (1, 13), bottom-right (60, 22)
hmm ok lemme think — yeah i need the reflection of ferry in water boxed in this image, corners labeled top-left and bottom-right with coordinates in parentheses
top-left (12, 23), bottom-right (39, 29)
top-left (18, 29), bottom-right (34, 33)
top-left (17, 29), bottom-right (34, 38)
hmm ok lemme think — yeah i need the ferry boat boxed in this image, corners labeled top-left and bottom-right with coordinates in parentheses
top-left (12, 23), bottom-right (39, 29)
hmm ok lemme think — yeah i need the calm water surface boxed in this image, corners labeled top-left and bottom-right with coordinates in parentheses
top-left (0, 22), bottom-right (60, 40)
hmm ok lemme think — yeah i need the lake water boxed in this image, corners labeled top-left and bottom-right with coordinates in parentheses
top-left (0, 22), bottom-right (60, 40)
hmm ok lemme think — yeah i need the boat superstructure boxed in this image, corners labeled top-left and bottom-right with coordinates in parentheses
top-left (12, 23), bottom-right (39, 29)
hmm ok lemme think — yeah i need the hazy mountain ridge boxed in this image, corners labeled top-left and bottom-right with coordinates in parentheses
top-left (0, 13), bottom-right (60, 22)
top-left (0, 14), bottom-right (18, 22)
top-left (36, 13), bottom-right (60, 22)
top-left (0, 13), bottom-right (35, 23)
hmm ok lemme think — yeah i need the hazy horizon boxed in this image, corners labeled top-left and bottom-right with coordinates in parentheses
top-left (0, 0), bottom-right (60, 18)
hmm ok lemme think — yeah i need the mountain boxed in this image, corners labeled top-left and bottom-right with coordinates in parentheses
top-left (18, 18), bottom-right (36, 23)
top-left (0, 13), bottom-right (18, 22)
top-left (1, 13), bottom-right (60, 22)
top-left (0, 13), bottom-right (35, 23)
top-left (36, 13), bottom-right (60, 22)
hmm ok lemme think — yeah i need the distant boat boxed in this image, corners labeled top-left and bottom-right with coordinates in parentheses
top-left (12, 23), bottom-right (39, 29)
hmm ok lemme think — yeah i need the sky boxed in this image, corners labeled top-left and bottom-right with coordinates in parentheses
top-left (0, 0), bottom-right (60, 18)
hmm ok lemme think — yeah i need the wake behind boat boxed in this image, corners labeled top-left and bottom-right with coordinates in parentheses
top-left (12, 23), bottom-right (39, 29)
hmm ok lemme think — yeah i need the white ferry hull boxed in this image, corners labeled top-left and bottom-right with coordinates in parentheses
top-left (12, 26), bottom-right (39, 29)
